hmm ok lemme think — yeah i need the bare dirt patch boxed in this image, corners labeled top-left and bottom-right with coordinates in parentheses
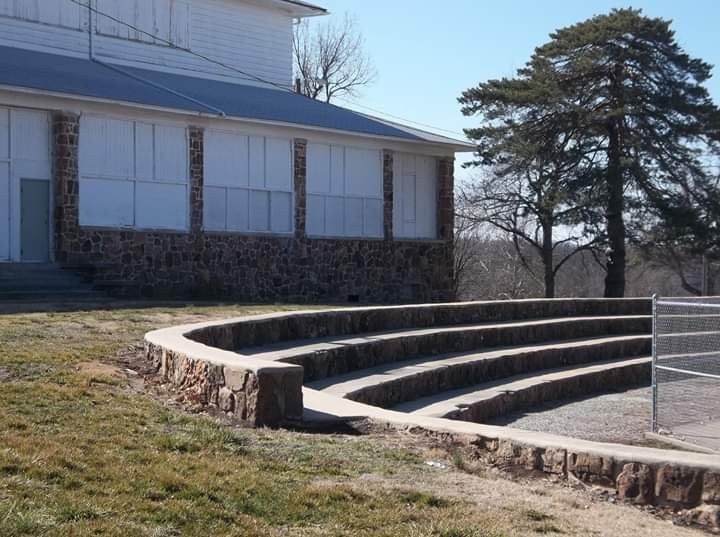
top-left (76, 361), bottom-right (128, 384)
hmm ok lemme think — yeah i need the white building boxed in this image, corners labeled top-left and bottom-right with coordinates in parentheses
top-left (0, 0), bottom-right (470, 302)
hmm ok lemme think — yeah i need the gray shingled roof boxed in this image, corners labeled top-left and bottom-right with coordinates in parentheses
top-left (0, 46), bottom-right (472, 147)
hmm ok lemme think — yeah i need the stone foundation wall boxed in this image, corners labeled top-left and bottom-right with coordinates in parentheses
top-left (51, 111), bottom-right (455, 303)
top-left (57, 230), bottom-right (453, 302)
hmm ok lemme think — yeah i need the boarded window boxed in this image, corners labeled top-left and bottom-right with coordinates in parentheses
top-left (306, 143), bottom-right (383, 239)
top-left (203, 130), bottom-right (293, 234)
top-left (79, 116), bottom-right (189, 231)
top-left (95, 0), bottom-right (190, 47)
top-left (393, 154), bottom-right (438, 239)
top-left (4, 0), bottom-right (89, 30)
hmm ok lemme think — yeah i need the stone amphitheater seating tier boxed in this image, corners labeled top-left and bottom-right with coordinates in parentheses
top-left (144, 299), bottom-right (720, 523)
top-left (310, 335), bottom-right (650, 409)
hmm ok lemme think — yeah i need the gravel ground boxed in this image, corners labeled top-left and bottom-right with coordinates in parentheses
top-left (487, 387), bottom-right (654, 444)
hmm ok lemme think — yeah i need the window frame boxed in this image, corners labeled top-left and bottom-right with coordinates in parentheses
top-left (78, 114), bottom-right (190, 233)
top-left (202, 128), bottom-right (295, 237)
top-left (306, 142), bottom-right (384, 240)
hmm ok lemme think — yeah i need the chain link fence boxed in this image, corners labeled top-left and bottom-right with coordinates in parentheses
top-left (653, 296), bottom-right (720, 450)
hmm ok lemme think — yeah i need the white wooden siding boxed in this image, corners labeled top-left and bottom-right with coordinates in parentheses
top-left (393, 154), bottom-right (438, 239)
top-left (306, 143), bottom-right (383, 239)
top-left (203, 129), bottom-right (293, 234)
top-left (0, 107), bottom-right (51, 261)
top-left (78, 115), bottom-right (189, 231)
top-left (0, 0), bottom-right (293, 87)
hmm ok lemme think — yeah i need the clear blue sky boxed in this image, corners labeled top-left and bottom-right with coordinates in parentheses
top-left (312, 0), bottom-right (720, 153)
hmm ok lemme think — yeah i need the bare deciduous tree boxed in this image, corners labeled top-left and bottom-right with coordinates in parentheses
top-left (293, 14), bottom-right (376, 103)
top-left (459, 163), bottom-right (601, 298)
top-left (453, 200), bottom-right (482, 299)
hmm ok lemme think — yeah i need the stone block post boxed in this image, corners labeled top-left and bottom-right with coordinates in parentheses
top-left (293, 139), bottom-right (307, 238)
top-left (438, 157), bottom-right (455, 242)
top-left (52, 111), bottom-right (80, 263)
top-left (383, 149), bottom-right (394, 240)
top-left (188, 127), bottom-right (204, 234)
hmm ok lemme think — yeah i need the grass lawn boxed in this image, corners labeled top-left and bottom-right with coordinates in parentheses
top-left (0, 303), bottom-right (703, 536)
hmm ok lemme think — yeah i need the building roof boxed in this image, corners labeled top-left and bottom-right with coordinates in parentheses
top-left (0, 46), bottom-right (472, 151)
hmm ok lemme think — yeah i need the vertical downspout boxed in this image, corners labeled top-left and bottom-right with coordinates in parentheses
top-left (651, 293), bottom-right (658, 433)
top-left (88, 0), bottom-right (95, 60)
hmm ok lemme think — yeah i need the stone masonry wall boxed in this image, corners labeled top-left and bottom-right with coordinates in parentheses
top-left (51, 112), bottom-right (455, 302)
top-left (383, 150), bottom-right (394, 240)
top-left (438, 157), bottom-right (455, 242)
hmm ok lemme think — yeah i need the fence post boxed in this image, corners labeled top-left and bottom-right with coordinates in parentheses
top-left (651, 294), bottom-right (658, 433)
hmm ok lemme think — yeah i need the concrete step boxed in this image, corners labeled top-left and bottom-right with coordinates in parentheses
top-left (308, 334), bottom-right (651, 408)
top-left (0, 263), bottom-right (89, 280)
top-left (0, 276), bottom-right (94, 288)
top-left (0, 287), bottom-right (102, 301)
top-left (0, 262), bottom-right (59, 272)
top-left (0, 273), bottom-right (92, 285)
top-left (395, 356), bottom-right (651, 423)
top-left (246, 315), bottom-right (651, 382)
top-left (0, 263), bottom-right (106, 302)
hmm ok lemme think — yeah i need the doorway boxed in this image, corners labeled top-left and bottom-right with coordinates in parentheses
top-left (20, 179), bottom-right (50, 262)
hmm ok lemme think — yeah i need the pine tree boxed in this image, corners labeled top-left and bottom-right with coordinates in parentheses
top-left (461, 8), bottom-right (720, 297)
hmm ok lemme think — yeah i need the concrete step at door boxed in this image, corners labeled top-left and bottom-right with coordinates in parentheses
top-left (0, 263), bottom-right (106, 302)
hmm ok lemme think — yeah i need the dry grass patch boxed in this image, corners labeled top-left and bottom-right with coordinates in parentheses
top-left (0, 303), bottom-right (707, 536)
top-left (0, 304), bottom-right (509, 537)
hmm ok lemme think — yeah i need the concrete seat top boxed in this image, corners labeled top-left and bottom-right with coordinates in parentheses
top-left (238, 315), bottom-right (651, 362)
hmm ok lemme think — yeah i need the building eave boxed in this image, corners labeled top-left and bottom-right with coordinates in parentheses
top-left (0, 84), bottom-right (466, 154)
top-left (273, 0), bottom-right (328, 18)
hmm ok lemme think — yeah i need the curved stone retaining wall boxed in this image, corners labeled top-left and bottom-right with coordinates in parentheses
top-left (147, 299), bottom-right (651, 426)
top-left (288, 316), bottom-right (651, 382)
top-left (143, 298), bottom-right (720, 528)
top-left (440, 358), bottom-right (650, 423)
top-left (145, 322), bottom-right (304, 426)
top-left (347, 336), bottom-right (651, 409)
top-left (303, 389), bottom-right (720, 528)
top-left (186, 298), bottom-right (650, 351)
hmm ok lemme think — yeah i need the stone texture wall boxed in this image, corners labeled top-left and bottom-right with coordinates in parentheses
top-left (383, 150), bottom-right (394, 240)
top-left (52, 112), bottom-right (80, 259)
top-left (187, 298), bottom-right (652, 350)
top-left (438, 157), bottom-right (455, 242)
top-left (145, 340), bottom-right (304, 426)
top-left (51, 112), bottom-right (455, 302)
top-left (293, 138), bottom-right (307, 238)
top-left (188, 127), bottom-right (204, 234)
top-left (420, 427), bottom-right (720, 529)
top-left (348, 335), bottom-right (650, 409)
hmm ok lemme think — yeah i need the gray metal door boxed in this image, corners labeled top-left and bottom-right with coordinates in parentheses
top-left (20, 179), bottom-right (50, 262)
